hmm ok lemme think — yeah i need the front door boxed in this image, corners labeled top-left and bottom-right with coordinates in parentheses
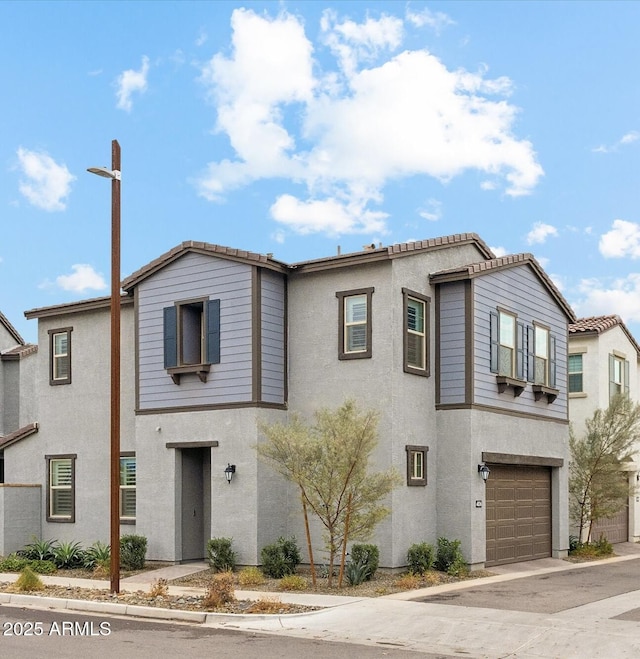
top-left (180, 447), bottom-right (210, 561)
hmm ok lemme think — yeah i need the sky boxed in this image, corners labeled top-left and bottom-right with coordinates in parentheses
top-left (2, 1), bottom-right (640, 344)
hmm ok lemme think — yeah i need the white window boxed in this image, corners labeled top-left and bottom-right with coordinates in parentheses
top-left (120, 456), bottom-right (136, 521)
top-left (405, 292), bottom-right (428, 373)
top-left (48, 456), bottom-right (75, 521)
top-left (568, 354), bottom-right (583, 393)
top-left (609, 354), bottom-right (629, 400)
top-left (49, 328), bottom-right (72, 385)
top-left (406, 445), bottom-right (428, 486)
top-left (337, 288), bottom-right (373, 359)
top-left (535, 325), bottom-right (549, 385)
top-left (498, 311), bottom-right (516, 377)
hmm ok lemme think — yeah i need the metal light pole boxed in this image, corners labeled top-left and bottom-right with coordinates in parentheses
top-left (88, 140), bottom-right (121, 594)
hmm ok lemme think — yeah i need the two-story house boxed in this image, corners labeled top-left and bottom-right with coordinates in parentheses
top-left (568, 315), bottom-right (640, 543)
top-left (2, 233), bottom-right (575, 569)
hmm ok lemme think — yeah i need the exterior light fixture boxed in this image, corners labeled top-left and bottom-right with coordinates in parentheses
top-left (478, 463), bottom-right (490, 482)
top-left (87, 140), bottom-right (122, 595)
top-left (224, 464), bottom-right (236, 484)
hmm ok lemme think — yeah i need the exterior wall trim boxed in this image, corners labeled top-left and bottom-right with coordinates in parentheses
top-left (482, 451), bottom-right (564, 468)
top-left (252, 266), bottom-right (262, 402)
top-left (165, 441), bottom-right (219, 449)
top-left (136, 401), bottom-right (287, 415)
top-left (436, 402), bottom-right (570, 424)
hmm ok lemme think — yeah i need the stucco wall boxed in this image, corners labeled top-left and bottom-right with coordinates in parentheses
top-left (0, 484), bottom-right (41, 555)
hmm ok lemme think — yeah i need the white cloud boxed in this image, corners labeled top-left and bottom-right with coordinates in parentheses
top-left (599, 219), bottom-right (640, 258)
top-left (55, 265), bottom-right (107, 293)
top-left (490, 245), bottom-right (508, 257)
top-left (418, 198), bottom-right (442, 222)
top-left (196, 8), bottom-right (544, 237)
top-left (115, 56), bottom-right (150, 112)
top-left (526, 222), bottom-right (558, 245)
top-left (405, 7), bottom-right (454, 33)
top-left (592, 130), bottom-right (639, 153)
top-left (572, 274), bottom-right (640, 324)
top-left (536, 256), bottom-right (550, 269)
top-left (16, 147), bottom-right (75, 211)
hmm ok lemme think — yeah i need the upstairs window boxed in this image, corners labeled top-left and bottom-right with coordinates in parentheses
top-left (534, 325), bottom-right (549, 385)
top-left (403, 289), bottom-right (430, 376)
top-left (336, 288), bottom-right (374, 360)
top-left (609, 354), bottom-right (629, 400)
top-left (490, 310), bottom-right (523, 379)
top-left (49, 328), bottom-right (72, 385)
top-left (163, 299), bottom-right (220, 369)
top-left (568, 354), bottom-right (583, 393)
top-left (499, 311), bottom-right (516, 377)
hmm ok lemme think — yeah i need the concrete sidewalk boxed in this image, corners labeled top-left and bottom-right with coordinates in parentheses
top-left (1, 545), bottom-right (640, 657)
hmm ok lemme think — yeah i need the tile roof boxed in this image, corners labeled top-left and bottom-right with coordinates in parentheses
top-left (1, 343), bottom-right (37, 360)
top-left (430, 253), bottom-right (576, 322)
top-left (570, 315), bottom-right (640, 356)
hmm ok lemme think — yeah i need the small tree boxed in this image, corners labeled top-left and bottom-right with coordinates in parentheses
top-left (569, 394), bottom-right (640, 542)
top-left (258, 400), bottom-right (401, 587)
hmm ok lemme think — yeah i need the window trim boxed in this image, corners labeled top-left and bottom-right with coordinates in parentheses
top-left (336, 287), bottom-right (374, 360)
top-left (533, 322), bottom-right (550, 386)
top-left (403, 288), bottom-right (430, 377)
top-left (119, 452), bottom-right (136, 524)
top-left (568, 353), bottom-right (584, 394)
top-left (405, 445), bottom-right (428, 486)
top-left (48, 327), bottom-right (72, 386)
top-left (46, 454), bottom-right (76, 523)
top-left (609, 353), bottom-right (630, 401)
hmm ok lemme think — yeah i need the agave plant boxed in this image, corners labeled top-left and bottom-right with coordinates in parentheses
top-left (82, 541), bottom-right (111, 569)
top-left (52, 541), bottom-right (85, 569)
top-left (18, 537), bottom-right (57, 562)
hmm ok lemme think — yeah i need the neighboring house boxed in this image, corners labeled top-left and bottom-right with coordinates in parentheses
top-left (568, 315), bottom-right (640, 543)
top-left (0, 310), bottom-right (38, 554)
top-left (2, 233), bottom-right (575, 569)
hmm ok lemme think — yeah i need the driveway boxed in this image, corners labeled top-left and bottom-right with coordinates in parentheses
top-left (415, 558), bottom-right (640, 615)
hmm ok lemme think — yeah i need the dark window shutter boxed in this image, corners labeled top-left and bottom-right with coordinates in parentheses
top-left (526, 325), bottom-right (535, 382)
top-left (163, 306), bottom-right (177, 368)
top-left (205, 299), bottom-right (221, 364)
top-left (516, 321), bottom-right (525, 380)
top-left (490, 312), bottom-right (499, 373)
top-left (549, 334), bottom-right (557, 388)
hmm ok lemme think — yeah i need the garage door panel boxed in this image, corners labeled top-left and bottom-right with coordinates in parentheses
top-left (486, 464), bottom-right (551, 567)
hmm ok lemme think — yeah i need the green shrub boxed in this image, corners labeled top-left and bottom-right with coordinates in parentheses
top-left (238, 566), bottom-right (265, 586)
top-left (436, 537), bottom-right (466, 575)
top-left (120, 535), bottom-right (147, 570)
top-left (407, 542), bottom-right (435, 575)
top-left (52, 541), bottom-right (85, 569)
top-left (0, 555), bottom-right (30, 572)
top-left (15, 566), bottom-right (44, 592)
top-left (260, 536), bottom-right (301, 578)
top-left (349, 544), bottom-right (379, 581)
top-left (17, 537), bottom-right (57, 562)
top-left (207, 537), bottom-right (236, 572)
top-left (28, 560), bottom-right (57, 574)
top-left (594, 534), bottom-right (613, 556)
top-left (83, 541), bottom-right (111, 569)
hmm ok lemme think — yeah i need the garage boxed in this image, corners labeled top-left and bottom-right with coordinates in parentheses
top-left (486, 464), bottom-right (552, 567)
top-left (591, 498), bottom-right (629, 544)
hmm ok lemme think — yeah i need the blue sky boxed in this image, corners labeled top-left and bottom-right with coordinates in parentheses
top-left (3, 1), bottom-right (640, 343)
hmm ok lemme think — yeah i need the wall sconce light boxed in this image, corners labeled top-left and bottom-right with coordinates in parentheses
top-left (478, 463), bottom-right (490, 483)
top-left (224, 464), bottom-right (236, 484)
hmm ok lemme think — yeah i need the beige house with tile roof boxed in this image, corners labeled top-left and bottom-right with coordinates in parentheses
top-left (568, 315), bottom-right (640, 543)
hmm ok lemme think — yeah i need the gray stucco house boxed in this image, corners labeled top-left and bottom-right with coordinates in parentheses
top-left (2, 233), bottom-right (576, 568)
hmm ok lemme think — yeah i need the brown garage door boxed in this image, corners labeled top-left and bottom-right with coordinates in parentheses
top-left (486, 464), bottom-right (551, 567)
top-left (591, 500), bottom-right (629, 544)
